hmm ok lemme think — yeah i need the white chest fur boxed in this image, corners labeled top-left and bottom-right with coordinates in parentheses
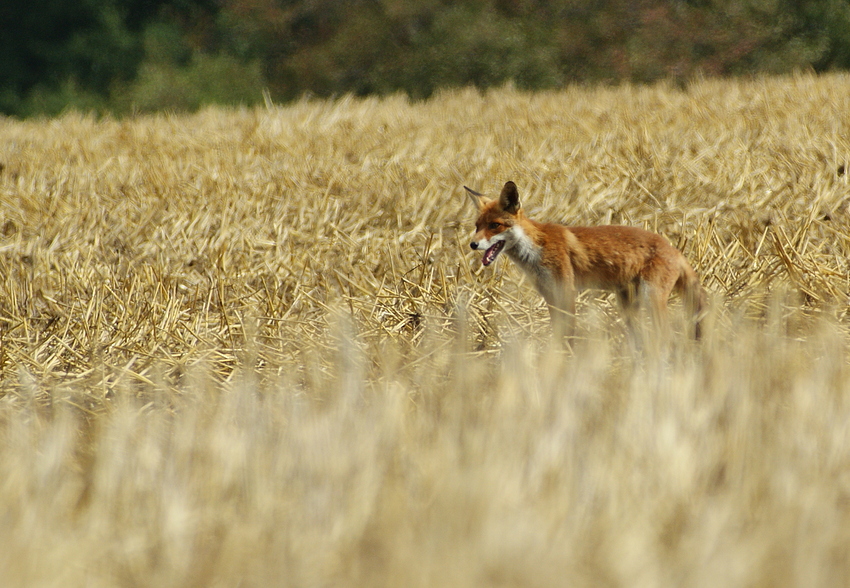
top-left (505, 226), bottom-right (552, 286)
top-left (507, 225), bottom-right (540, 265)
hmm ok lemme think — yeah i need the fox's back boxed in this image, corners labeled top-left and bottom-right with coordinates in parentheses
top-left (562, 224), bottom-right (684, 288)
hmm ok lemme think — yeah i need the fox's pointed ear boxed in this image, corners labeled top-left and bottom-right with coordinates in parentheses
top-left (464, 185), bottom-right (490, 210)
top-left (499, 181), bottom-right (521, 214)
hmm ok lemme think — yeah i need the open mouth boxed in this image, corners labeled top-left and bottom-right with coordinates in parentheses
top-left (481, 241), bottom-right (505, 266)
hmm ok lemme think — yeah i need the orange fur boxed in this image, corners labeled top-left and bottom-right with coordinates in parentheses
top-left (466, 181), bottom-right (705, 339)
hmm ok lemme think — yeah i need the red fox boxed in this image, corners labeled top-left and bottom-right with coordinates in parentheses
top-left (466, 181), bottom-right (705, 340)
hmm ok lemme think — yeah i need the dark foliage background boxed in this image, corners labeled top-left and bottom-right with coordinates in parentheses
top-left (2, 0), bottom-right (849, 116)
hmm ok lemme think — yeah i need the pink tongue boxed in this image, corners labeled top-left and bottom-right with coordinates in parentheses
top-left (482, 241), bottom-right (504, 266)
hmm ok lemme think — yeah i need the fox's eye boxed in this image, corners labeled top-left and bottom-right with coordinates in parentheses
top-left (488, 222), bottom-right (501, 230)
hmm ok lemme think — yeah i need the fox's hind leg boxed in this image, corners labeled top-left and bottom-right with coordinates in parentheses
top-left (675, 271), bottom-right (705, 341)
top-left (615, 281), bottom-right (641, 337)
top-left (645, 281), bottom-right (671, 335)
top-left (636, 257), bottom-right (681, 340)
top-left (617, 279), bottom-right (670, 350)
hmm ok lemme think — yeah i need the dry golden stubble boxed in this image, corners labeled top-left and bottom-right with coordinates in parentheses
top-left (1, 73), bottom-right (850, 585)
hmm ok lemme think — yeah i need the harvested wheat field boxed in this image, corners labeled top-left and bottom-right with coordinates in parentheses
top-left (2, 72), bottom-right (850, 586)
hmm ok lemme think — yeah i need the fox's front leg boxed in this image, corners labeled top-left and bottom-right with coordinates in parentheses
top-left (545, 283), bottom-right (576, 343)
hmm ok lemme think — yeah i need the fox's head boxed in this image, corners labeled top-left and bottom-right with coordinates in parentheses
top-left (465, 181), bottom-right (523, 266)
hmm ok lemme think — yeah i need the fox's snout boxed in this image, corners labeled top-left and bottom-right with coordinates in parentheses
top-left (470, 242), bottom-right (479, 250)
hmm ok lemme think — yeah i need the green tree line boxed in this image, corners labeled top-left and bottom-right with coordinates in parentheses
top-left (3, 0), bottom-right (850, 116)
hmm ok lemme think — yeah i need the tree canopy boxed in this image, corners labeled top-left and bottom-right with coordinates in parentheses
top-left (2, 0), bottom-right (849, 116)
